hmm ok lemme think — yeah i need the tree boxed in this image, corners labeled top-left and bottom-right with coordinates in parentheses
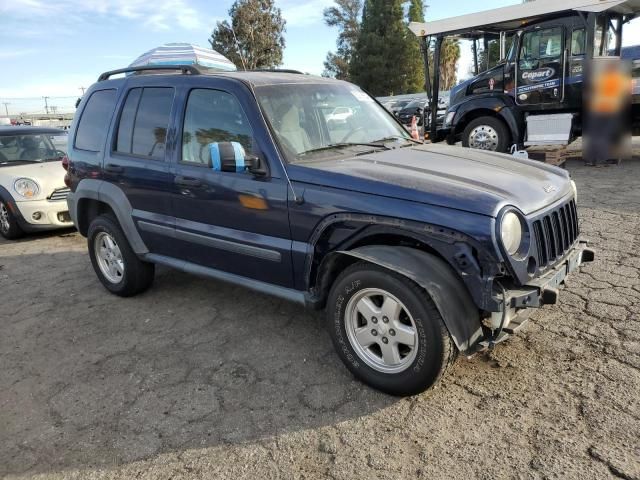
top-left (439, 38), bottom-right (461, 90)
top-left (405, 0), bottom-right (425, 93)
top-left (209, 0), bottom-right (285, 70)
top-left (350, 0), bottom-right (413, 96)
top-left (322, 0), bottom-right (363, 80)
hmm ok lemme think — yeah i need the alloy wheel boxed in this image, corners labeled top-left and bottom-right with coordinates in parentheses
top-left (0, 202), bottom-right (10, 234)
top-left (345, 288), bottom-right (419, 374)
top-left (94, 231), bottom-right (125, 284)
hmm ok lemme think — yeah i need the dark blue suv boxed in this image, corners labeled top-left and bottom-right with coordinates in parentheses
top-left (66, 65), bottom-right (593, 395)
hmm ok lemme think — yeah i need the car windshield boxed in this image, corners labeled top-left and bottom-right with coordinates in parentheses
top-left (255, 83), bottom-right (412, 163)
top-left (0, 134), bottom-right (62, 165)
top-left (403, 100), bottom-right (425, 109)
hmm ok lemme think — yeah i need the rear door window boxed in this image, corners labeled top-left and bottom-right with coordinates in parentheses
top-left (74, 89), bottom-right (117, 152)
top-left (115, 87), bottom-right (174, 160)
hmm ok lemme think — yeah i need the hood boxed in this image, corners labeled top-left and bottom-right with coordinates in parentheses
top-left (292, 144), bottom-right (571, 217)
top-left (0, 161), bottom-right (67, 201)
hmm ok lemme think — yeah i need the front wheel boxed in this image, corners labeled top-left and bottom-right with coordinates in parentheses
top-left (0, 199), bottom-right (24, 240)
top-left (326, 262), bottom-right (456, 396)
top-left (462, 116), bottom-right (511, 153)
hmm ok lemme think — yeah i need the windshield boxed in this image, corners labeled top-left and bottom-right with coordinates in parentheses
top-left (403, 100), bottom-right (425, 109)
top-left (256, 83), bottom-right (411, 163)
top-left (0, 134), bottom-right (62, 165)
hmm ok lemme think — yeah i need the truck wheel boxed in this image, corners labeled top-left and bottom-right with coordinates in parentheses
top-left (0, 199), bottom-right (24, 240)
top-left (462, 116), bottom-right (510, 153)
top-left (326, 262), bottom-right (456, 396)
top-left (87, 214), bottom-right (154, 297)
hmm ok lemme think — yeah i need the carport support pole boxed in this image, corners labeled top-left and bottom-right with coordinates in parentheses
top-left (420, 35), bottom-right (433, 135)
top-left (472, 38), bottom-right (479, 76)
top-left (420, 35), bottom-right (432, 100)
top-left (430, 35), bottom-right (443, 142)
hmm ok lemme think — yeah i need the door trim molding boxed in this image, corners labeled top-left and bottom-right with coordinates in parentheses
top-left (136, 218), bottom-right (282, 262)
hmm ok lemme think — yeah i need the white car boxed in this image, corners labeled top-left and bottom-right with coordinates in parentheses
top-left (326, 106), bottom-right (354, 126)
top-left (0, 127), bottom-right (73, 239)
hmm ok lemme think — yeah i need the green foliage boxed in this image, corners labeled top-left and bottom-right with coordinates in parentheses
top-left (405, 0), bottom-right (425, 93)
top-left (350, 0), bottom-right (414, 96)
top-left (439, 38), bottom-right (461, 90)
top-left (209, 0), bottom-right (286, 70)
top-left (322, 0), bottom-right (363, 81)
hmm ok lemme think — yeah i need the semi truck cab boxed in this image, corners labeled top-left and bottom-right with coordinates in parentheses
top-left (410, 0), bottom-right (637, 152)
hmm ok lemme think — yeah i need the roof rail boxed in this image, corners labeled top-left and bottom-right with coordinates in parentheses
top-left (98, 64), bottom-right (202, 82)
top-left (249, 68), bottom-right (305, 74)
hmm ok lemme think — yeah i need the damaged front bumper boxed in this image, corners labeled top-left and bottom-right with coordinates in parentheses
top-left (477, 240), bottom-right (595, 350)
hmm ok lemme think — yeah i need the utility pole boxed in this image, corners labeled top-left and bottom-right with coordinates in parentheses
top-left (42, 96), bottom-right (50, 115)
top-left (79, 87), bottom-right (86, 95)
top-left (2, 102), bottom-right (9, 116)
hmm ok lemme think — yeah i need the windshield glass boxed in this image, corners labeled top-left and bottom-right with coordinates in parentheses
top-left (403, 100), bottom-right (425, 109)
top-left (256, 83), bottom-right (411, 163)
top-left (0, 134), bottom-right (61, 165)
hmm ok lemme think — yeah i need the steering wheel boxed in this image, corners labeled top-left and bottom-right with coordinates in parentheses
top-left (340, 126), bottom-right (366, 143)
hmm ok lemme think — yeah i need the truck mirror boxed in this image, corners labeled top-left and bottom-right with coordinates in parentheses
top-left (209, 141), bottom-right (264, 175)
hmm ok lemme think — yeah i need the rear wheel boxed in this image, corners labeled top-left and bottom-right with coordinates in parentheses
top-left (326, 262), bottom-right (456, 396)
top-left (87, 214), bottom-right (154, 296)
top-left (0, 199), bottom-right (24, 240)
top-left (462, 116), bottom-right (510, 153)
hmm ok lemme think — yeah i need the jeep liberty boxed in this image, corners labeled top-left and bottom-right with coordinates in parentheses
top-left (65, 66), bottom-right (594, 395)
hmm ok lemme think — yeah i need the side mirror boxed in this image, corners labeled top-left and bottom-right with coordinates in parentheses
top-left (209, 141), bottom-right (265, 175)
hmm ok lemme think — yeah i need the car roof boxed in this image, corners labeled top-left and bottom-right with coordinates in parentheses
top-left (0, 126), bottom-right (65, 136)
top-left (96, 68), bottom-right (346, 89)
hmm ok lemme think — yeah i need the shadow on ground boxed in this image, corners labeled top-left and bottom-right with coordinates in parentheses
top-left (0, 250), bottom-right (396, 477)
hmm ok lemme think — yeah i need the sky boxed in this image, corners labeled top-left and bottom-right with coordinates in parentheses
top-left (1, 0), bottom-right (639, 114)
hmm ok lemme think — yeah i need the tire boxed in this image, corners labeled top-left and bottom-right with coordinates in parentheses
top-left (87, 214), bottom-right (154, 297)
top-left (0, 199), bottom-right (24, 240)
top-left (462, 116), bottom-right (511, 153)
top-left (326, 262), bottom-right (456, 396)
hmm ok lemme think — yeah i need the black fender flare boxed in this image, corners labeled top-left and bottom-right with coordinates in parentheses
top-left (69, 178), bottom-right (149, 254)
top-left (334, 245), bottom-right (483, 353)
top-left (451, 95), bottom-right (524, 145)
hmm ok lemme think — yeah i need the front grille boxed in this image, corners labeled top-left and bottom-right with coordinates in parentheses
top-left (532, 198), bottom-right (579, 269)
top-left (48, 187), bottom-right (70, 202)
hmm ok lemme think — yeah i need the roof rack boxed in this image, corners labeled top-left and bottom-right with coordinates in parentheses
top-left (249, 69), bottom-right (305, 74)
top-left (98, 64), bottom-right (203, 82)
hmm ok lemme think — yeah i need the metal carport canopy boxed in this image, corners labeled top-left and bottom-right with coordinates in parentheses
top-left (409, 0), bottom-right (640, 38)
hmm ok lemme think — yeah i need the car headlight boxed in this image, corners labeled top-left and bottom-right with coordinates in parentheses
top-left (444, 111), bottom-right (456, 126)
top-left (500, 211), bottom-right (524, 256)
top-left (570, 179), bottom-right (577, 203)
top-left (14, 178), bottom-right (40, 199)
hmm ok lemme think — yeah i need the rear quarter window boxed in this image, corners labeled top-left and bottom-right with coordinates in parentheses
top-left (74, 89), bottom-right (117, 152)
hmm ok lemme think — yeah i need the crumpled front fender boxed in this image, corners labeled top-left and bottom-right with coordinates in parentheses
top-left (336, 245), bottom-right (483, 354)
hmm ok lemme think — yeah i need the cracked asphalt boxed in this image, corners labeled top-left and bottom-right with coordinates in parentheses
top-left (1, 159), bottom-right (639, 479)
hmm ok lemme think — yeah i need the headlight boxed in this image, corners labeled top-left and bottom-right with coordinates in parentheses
top-left (444, 111), bottom-right (456, 126)
top-left (14, 178), bottom-right (40, 199)
top-left (570, 180), bottom-right (577, 203)
top-left (500, 211), bottom-right (524, 256)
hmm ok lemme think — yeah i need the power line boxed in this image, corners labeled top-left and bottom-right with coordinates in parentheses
top-left (2, 102), bottom-right (9, 116)
top-left (42, 96), bottom-right (50, 115)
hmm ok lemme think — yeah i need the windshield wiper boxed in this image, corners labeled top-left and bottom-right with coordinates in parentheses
top-left (300, 142), bottom-right (391, 156)
top-left (371, 135), bottom-right (421, 146)
top-left (1, 159), bottom-right (41, 164)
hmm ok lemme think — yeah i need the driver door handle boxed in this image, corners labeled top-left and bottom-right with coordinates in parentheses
top-left (105, 163), bottom-right (123, 174)
top-left (174, 175), bottom-right (202, 187)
